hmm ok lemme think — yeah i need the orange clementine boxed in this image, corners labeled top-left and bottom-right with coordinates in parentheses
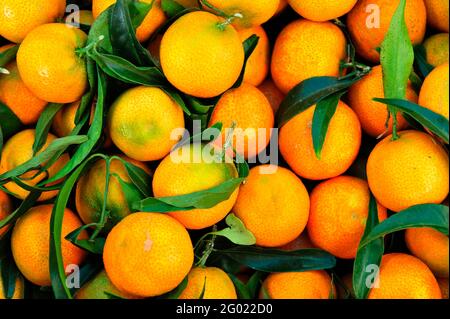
top-left (108, 86), bottom-right (185, 162)
top-left (17, 23), bottom-right (88, 103)
top-left (179, 267), bottom-right (237, 299)
top-left (75, 270), bottom-right (138, 299)
top-left (103, 213), bottom-right (194, 297)
top-left (152, 143), bottom-right (239, 230)
top-left (347, 65), bottom-right (413, 137)
top-left (271, 19), bottom-right (346, 94)
top-left (208, 83), bottom-right (274, 159)
top-left (419, 62), bottom-right (449, 119)
top-left (52, 100), bottom-right (82, 137)
top-left (368, 253), bottom-right (442, 299)
top-left (258, 78), bottom-right (285, 114)
top-left (423, 33), bottom-right (449, 67)
top-left (367, 130), bottom-right (449, 212)
top-left (233, 165), bottom-right (310, 247)
top-left (11, 204), bottom-right (88, 286)
top-left (424, 0), bottom-right (449, 32)
top-left (0, 190), bottom-right (12, 237)
top-left (0, 0), bottom-right (66, 43)
top-left (0, 129), bottom-right (70, 201)
top-left (347, 0), bottom-right (427, 63)
top-left (307, 176), bottom-right (388, 259)
top-left (160, 11), bottom-right (244, 98)
top-left (279, 101), bottom-right (361, 180)
top-left (287, 0), bottom-right (357, 22)
top-left (0, 268), bottom-right (24, 299)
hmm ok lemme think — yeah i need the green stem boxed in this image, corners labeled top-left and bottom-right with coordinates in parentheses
top-left (390, 109), bottom-right (399, 140)
top-left (75, 35), bottom-right (104, 59)
top-left (195, 227), bottom-right (217, 267)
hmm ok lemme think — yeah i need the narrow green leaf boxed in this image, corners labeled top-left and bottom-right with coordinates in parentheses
top-left (0, 102), bottom-right (22, 138)
top-left (65, 224), bottom-right (105, 254)
top-left (414, 45), bottom-right (434, 78)
top-left (198, 278), bottom-right (206, 299)
top-left (75, 57), bottom-right (97, 123)
top-left (0, 191), bottom-right (41, 230)
top-left (120, 160), bottom-right (152, 197)
top-left (228, 273), bottom-right (251, 299)
top-left (113, 173), bottom-right (145, 210)
top-left (158, 276), bottom-right (189, 299)
top-left (232, 35), bottom-right (259, 88)
top-left (87, 6), bottom-right (113, 53)
top-left (0, 258), bottom-right (21, 299)
top-left (33, 103), bottom-right (64, 154)
top-left (211, 214), bottom-right (256, 245)
top-left (0, 45), bottom-right (18, 68)
top-left (161, 0), bottom-right (186, 17)
top-left (246, 271), bottom-right (265, 299)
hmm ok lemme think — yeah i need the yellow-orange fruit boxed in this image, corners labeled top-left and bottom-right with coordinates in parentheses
top-left (258, 78), bottom-right (285, 114)
top-left (279, 101), bottom-right (361, 180)
top-left (275, 0), bottom-right (289, 15)
top-left (0, 190), bottom-right (12, 237)
top-left (0, 269), bottom-right (24, 299)
top-left (423, 33), bottom-right (449, 67)
top-left (367, 130), bottom-right (449, 212)
top-left (419, 62), bottom-right (449, 119)
top-left (347, 0), bottom-right (427, 63)
top-left (288, 0), bottom-right (357, 21)
top-left (406, 227), bottom-right (449, 278)
top-left (424, 0), bottom-right (449, 32)
top-left (179, 267), bottom-right (237, 299)
top-left (75, 270), bottom-right (138, 299)
top-left (103, 213), bottom-right (194, 297)
top-left (368, 253), bottom-right (442, 299)
top-left (233, 165), bottom-right (310, 247)
top-left (11, 205), bottom-right (88, 286)
top-left (52, 100), bottom-right (82, 137)
top-left (271, 19), bottom-right (346, 94)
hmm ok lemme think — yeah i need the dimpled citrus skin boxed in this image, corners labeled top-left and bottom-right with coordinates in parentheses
top-left (16, 23), bottom-right (88, 103)
top-left (279, 101), bottom-right (361, 180)
top-left (76, 156), bottom-right (150, 232)
top-left (152, 144), bottom-right (239, 230)
top-left (108, 86), bottom-right (185, 162)
top-left (438, 278), bottom-right (449, 299)
top-left (288, 0), bottom-right (357, 22)
top-left (424, 0), bottom-right (449, 32)
top-left (238, 26), bottom-right (270, 87)
top-left (75, 270), bottom-right (138, 299)
top-left (368, 253), bottom-right (442, 299)
top-left (261, 271), bottom-right (336, 299)
top-left (405, 227), bottom-right (449, 278)
top-left (0, 190), bottom-right (12, 237)
top-left (208, 83), bottom-right (274, 159)
top-left (233, 165), bottom-right (310, 247)
top-left (347, 0), bottom-right (427, 63)
top-left (367, 130), bottom-right (449, 212)
top-left (424, 33), bottom-right (449, 67)
top-left (11, 205), bottom-right (88, 287)
top-left (0, 129), bottom-right (70, 201)
top-left (347, 65), bottom-right (413, 137)
top-left (258, 78), bottom-right (285, 114)
top-left (0, 269), bottom-right (24, 299)
top-left (307, 176), bottom-right (388, 259)
top-left (160, 11), bottom-right (244, 98)
top-left (0, 61), bottom-right (47, 125)
top-left (92, 0), bottom-right (166, 42)
top-left (103, 213), bottom-right (194, 297)
top-left (271, 19), bottom-right (346, 94)
top-left (0, 0), bottom-right (66, 43)
top-left (179, 267), bottom-right (238, 299)
top-left (419, 63), bottom-right (449, 119)
top-left (206, 0), bottom-right (280, 29)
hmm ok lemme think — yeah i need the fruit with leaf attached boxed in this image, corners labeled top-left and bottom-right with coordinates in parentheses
top-left (366, 130), bottom-right (449, 212)
top-left (424, 0), bottom-right (449, 32)
top-left (0, 190), bottom-right (12, 237)
top-left (179, 267), bottom-right (237, 299)
top-left (287, 0), bottom-right (357, 22)
top-left (75, 270), bottom-right (139, 299)
top-left (423, 33), bottom-right (449, 67)
top-left (103, 213), bottom-right (194, 297)
top-left (419, 62), bottom-right (449, 119)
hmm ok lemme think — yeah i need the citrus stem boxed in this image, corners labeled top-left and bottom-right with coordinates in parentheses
top-left (195, 228), bottom-right (217, 267)
top-left (390, 109), bottom-right (399, 141)
top-left (216, 13), bottom-right (243, 31)
top-left (75, 35), bottom-right (105, 59)
top-left (199, 0), bottom-right (229, 18)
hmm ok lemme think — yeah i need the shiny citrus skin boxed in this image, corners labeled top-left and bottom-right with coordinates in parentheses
top-left (0, 190), bottom-right (12, 237)
top-left (406, 227), bottom-right (449, 278)
top-left (271, 19), bottom-right (346, 94)
top-left (160, 11), bottom-right (244, 98)
top-left (419, 63), bottom-right (449, 119)
top-left (307, 176), bottom-right (388, 259)
top-left (52, 100), bottom-right (82, 137)
top-left (279, 101), bottom-right (361, 180)
top-left (233, 165), bottom-right (310, 247)
top-left (11, 205), bottom-right (88, 287)
top-left (179, 267), bottom-right (238, 299)
top-left (208, 83), bottom-right (274, 159)
top-left (347, 65), bottom-right (413, 137)
top-left (347, 0), bottom-right (427, 63)
top-left (287, 0), bottom-right (357, 22)
top-left (437, 277), bottom-right (449, 299)
top-left (368, 253), bottom-right (442, 299)
top-left (238, 26), bottom-right (270, 87)
top-left (0, 129), bottom-right (70, 201)
top-left (103, 213), bottom-right (194, 297)
top-left (17, 23), bottom-right (88, 103)
top-left (205, 0), bottom-right (280, 29)
top-left (261, 270), bottom-right (336, 299)
top-left (152, 143), bottom-right (239, 230)
top-left (367, 130), bottom-right (449, 212)
top-left (92, 0), bottom-right (166, 42)
top-left (423, 33), bottom-right (449, 67)
top-left (0, 270), bottom-right (24, 299)
top-left (75, 270), bottom-right (138, 299)
top-left (424, 0), bottom-right (449, 32)
top-left (76, 156), bottom-right (150, 232)
top-left (108, 86), bottom-right (185, 162)
top-left (0, 61), bottom-right (47, 125)
top-left (0, 0), bottom-right (66, 43)
top-left (258, 78), bottom-right (285, 114)
top-left (66, 10), bottom-right (95, 27)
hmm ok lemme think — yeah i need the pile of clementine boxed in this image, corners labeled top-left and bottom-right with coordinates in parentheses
top-left (0, 0), bottom-right (448, 301)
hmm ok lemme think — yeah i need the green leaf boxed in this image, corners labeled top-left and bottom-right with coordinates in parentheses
top-left (373, 98), bottom-right (449, 143)
top-left (33, 103), bottom-right (64, 154)
top-left (75, 57), bottom-right (97, 123)
top-left (227, 273), bottom-right (251, 299)
top-left (311, 91), bottom-right (343, 159)
top-left (246, 271), bottom-right (265, 299)
top-left (277, 75), bottom-right (363, 127)
top-left (353, 195), bottom-right (384, 299)
top-left (120, 159), bottom-right (152, 197)
top-left (215, 247), bottom-right (336, 272)
top-left (0, 45), bottom-right (18, 68)
top-left (414, 45), bottom-right (434, 78)
top-left (0, 191), bottom-right (41, 230)
top-left (65, 224), bottom-right (106, 254)
top-left (158, 276), bottom-right (189, 299)
top-left (198, 277), bottom-right (206, 299)
top-left (0, 101), bottom-right (22, 139)
top-left (210, 214), bottom-right (256, 245)
top-left (113, 173), bottom-right (145, 210)
top-left (161, 0), bottom-right (186, 17)
top-left (0, 258), bottom-right (21, 299)
top-left (232, 35), bottom-right (259, 88)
